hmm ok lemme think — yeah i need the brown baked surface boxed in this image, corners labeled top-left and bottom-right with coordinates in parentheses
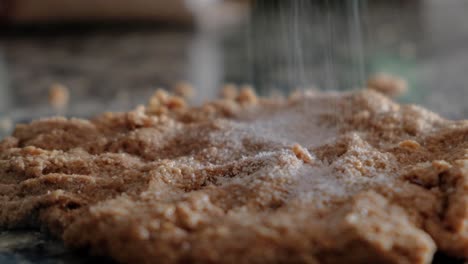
top-left (0, 88), bottom-right (467, 263)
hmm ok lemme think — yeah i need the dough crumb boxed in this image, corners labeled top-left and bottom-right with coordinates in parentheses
top-left (367, 73), bottom-right (408, 97)
top-left (147, 89), bottom-right (187, 114)
top-left (48, 83), bottom-right (70, 109)
top-left (221, 83), bottom-right (238, 100)
top-left (292, 144), bottom-right (315, 164)
top-left (172, 81), bottom-right (194, 99)
top-left (236, 85), bottom-right (257, 105)
top-left (398, 140), bottom-right (421, 151)
top-left (431, 160), bottom-right (451, 171)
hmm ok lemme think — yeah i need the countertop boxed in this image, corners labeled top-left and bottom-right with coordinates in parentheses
top-left (0, 1), bottom-right (467, 263)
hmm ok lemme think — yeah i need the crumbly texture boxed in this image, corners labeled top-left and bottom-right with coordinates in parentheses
top-left (0, 89), bottom-right (467, 264)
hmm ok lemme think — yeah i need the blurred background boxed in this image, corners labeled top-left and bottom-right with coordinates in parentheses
top-left (0, 1), bottom-right (468, 263)
top-left (1, 0), bottom-right (468, 138)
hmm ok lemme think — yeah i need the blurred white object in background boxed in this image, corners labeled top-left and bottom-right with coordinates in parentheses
top-left (186, 0), bottom-right (249, 31)
top-left (186, 0), bottom-right (249, 103)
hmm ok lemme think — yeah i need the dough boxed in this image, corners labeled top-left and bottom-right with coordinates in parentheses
top-left (0, 88), bottom-right (467, 263)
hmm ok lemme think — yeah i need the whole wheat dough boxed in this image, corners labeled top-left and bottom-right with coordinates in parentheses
top-left (0, 88), bottom-right (467, 264)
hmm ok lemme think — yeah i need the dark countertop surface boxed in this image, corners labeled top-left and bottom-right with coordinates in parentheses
top-left (0, 1), bottom-right (467, 263)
